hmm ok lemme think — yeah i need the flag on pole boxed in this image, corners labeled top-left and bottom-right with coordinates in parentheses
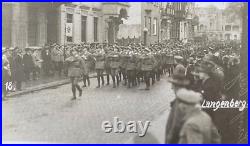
top-left (65, 23), bottom-right (73, 37)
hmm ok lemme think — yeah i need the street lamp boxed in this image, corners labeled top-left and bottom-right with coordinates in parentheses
top-left (143, 27), bottom-right (148, 46)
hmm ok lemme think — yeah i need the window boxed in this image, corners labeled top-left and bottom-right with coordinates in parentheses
top-left (153, 18), bottom-right (157, 35)
top-left (233, 25), bottom-right (239, 31)
top-left (67, 13), bottom-right (73, 23)
top-left (94, 17), bottom-right (98, 42)
top-left (144, 16), bottom-right (147, 27)
top-left (234, 35), bottom-right (237, 40)
top-left (81, 16), bottom-right (87, 42)
top-left (225, 25), bottom-right (231, 31)
top-left (66, 13), bottom-right (73, 42)
top-left (200, 24), bottom-right (204, 31)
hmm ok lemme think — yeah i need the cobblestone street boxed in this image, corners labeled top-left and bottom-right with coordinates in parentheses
top-left (3, 76), bottom-right (174, 143)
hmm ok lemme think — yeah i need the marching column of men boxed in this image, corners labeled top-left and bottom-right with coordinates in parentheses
top-left (3, 40), bottom-right (241, 144)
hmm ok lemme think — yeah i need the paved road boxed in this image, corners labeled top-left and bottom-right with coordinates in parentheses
top-left (2, 76), bottom-right (174, 144)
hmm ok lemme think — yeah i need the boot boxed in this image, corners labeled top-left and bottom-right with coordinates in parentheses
top-left (76, 84), bottom-right (82, 97)
top-left (96, 77), bottom-right (100, 88)
top-left (112, 76), bottom-right (116, 88)
top-left (106, 75), bottom-right (110, 85)
top-left (71, 85), bottom-right (76, 100)
top-left (101, 76), bottom-right (104, 86)
top-left (87, 78), bottom-right (90, 86)
top-left (116, 75), bottom-right (119, 87)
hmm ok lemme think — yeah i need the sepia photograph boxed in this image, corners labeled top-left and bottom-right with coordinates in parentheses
top-left (2, 2), bottom-right (248, 144)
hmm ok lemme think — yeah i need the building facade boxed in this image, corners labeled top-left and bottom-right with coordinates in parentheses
top-left (160, 2), bottom-right (196, 41)
top-left (194, 5), bottom-right (242, 41)
top-left (2, 2), bottom-right (130, 48)
top-left (117, 2), bottom-right (165, 46)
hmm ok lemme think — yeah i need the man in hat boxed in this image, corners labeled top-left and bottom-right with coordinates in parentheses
top-left (165, 62), bottom-right (190, 144)
top-left (13, 48), bottom-right (25, 91)
top-left (41, 46), bottom-right (52, 76)
top-left (23, 48), bottom-right (34, 81)
top-left (31, 47), bottom-right (42, 80)
top-left (176, 88), bottom-right (221, 144)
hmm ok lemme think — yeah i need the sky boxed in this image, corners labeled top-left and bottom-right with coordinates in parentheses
top-left (196, 2), bottom-right (228, 9)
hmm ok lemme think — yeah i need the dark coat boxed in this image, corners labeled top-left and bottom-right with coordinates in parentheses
top-left (13, 55), bottom-right (25, 82)
top-left (165, 99), bottom-right (185, 144)
top-left (41, 49), bottom-right (52, 69)
top-left (23, 53), bottom-right (34, 71)
top-left (201, 77), bottom-right (221, 101)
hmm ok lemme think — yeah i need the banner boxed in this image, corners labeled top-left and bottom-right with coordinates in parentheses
top-left (65, 23), bottom-right (73, 37)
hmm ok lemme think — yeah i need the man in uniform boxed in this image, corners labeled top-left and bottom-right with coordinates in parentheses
top-left (81, 49), bottom-right (92, 87)
top-left (94, 49), bottom-right (105, 88)
top-left (65, 49), bottom-right (84, 100)
top-left (126, 51), bottom-right (137, 88)
top-left (108, 47), bottom-right (120, 88)
top-left (141, 48), bottom-right (156, 90)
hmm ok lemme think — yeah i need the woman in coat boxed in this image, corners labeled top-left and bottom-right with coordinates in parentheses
top-left (65, 49), bottom-right (83, 100)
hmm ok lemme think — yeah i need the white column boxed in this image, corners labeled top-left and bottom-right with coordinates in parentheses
top-left (37, 8), bottom-right (47, 46)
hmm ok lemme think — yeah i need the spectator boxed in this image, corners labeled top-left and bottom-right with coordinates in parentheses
top-left (13, 48), bottom-right (25, 91)
top-left (23, 48), bottom-right (34, 81)
top-left (41, 46), bottom-right (52, 76)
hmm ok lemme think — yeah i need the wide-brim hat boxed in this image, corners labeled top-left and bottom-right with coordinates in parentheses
top-left (168, 65), bottom-right (190, 86)
top-left (197, 64), bottom-right (212, 74)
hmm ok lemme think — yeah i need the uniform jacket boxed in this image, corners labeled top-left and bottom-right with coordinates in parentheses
top-left (66, 56), bottom-right (84, 77)
top-left (126, 55), bottom-right (137, 71)
top-left (141, 55), bottom-right (156, 71)
top-left (94, 54), bottom-right (105, 70)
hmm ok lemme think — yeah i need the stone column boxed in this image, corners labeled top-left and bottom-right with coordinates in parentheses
top-left (37, 7), bottom-right (47, 46)
top-left (11, 3), bottom-right (20, 48)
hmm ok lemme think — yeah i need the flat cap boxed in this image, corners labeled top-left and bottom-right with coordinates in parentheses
top-left (176, 88), bottom-right (202, 104)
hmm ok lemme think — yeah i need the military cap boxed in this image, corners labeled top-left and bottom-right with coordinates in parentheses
top-left (176, 88), bottom-right (202, 104)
